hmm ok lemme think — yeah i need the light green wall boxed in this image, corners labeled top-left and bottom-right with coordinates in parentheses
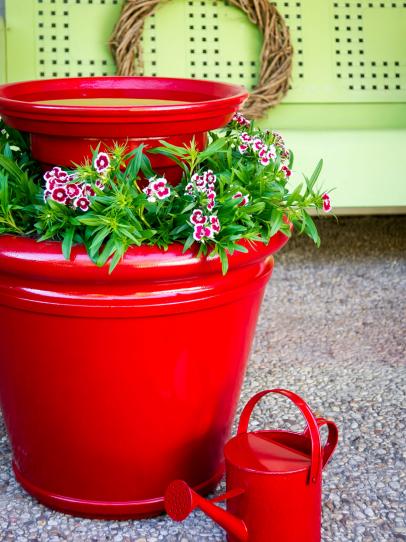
top-left (1, 0), bottom-right (406, 211)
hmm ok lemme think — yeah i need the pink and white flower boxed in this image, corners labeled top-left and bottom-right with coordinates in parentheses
top-left (43, 190), bottom-right (51, 202)
top-left (207, 190), bottom-right (216, 211)
top-left (193, 224), bottom-right (214, 242)
top-left (187, 170), bottom-right (218, 196)
top-left (143, 184), bottom-right (156, 203)
top-left (43, 167), bottom-right (69, 184)
top-left (239, 144), bottom-right (249, 154)
top-left (240, 132), bottom-right (252, 143)
top-left (73, 196), bottom-right (91, 212)
top-left (194, 175), bottom-right (207, 192)
top-left (94, 152), bottom-right (110, 174)
top-left (251, 138), bottom-right (265, 153)
top-left (191, 173), bottom-right (201, 183)
top-left (281, 148), bottom-right (290, 162)
top-left (65, 183), bottom-right (82, 198)
top-left (322, 193), bottom-right (332, 213)
top-left (46, 177), bottom-right (62, 190)
top-left (95, 179), bottom-right (105, 191)
top-left (51, 186), bottom-right (68, 204)
top-left (83, 184), bottom-right (96, 197)
top-left (232, 112), bottom-right (251, 127)
top-left (204, 170), bottom-right (216, 187)
top-left (258, 146), bottom-right (268, 158)
top-left (232, 191), bottom-right (249, 206)
top-left (209, 215), bottom-right (221, 234)
top-left (272, 130), bottom-right (285, 146)
top-left (280, 165), bottom-right (291, 177)
top-left (190, 209), bottom-right (208, 225)
top-left (267, 145), bottom-right (277, 158)
top-left (259, 156), bottom-right (271, 166)
top-left (143, 177), bottom-right (171, 202)
top-left (185, 182), bottom-right (194, 195)
top-left (151, 178), bottom-right (171, 200)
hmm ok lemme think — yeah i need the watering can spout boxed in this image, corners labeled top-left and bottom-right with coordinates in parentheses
top-left (165, 480), bottom-right (249, 542)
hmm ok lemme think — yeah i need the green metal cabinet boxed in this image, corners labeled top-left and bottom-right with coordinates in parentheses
top-left (1, 0), bottom-right (405, 212)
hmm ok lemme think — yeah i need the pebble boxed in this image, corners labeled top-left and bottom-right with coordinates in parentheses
top-left (0, 216), bottom-right (405, 541)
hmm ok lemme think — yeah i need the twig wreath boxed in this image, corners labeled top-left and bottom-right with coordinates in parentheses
top-left (110, 0), bottom-right (293, 119)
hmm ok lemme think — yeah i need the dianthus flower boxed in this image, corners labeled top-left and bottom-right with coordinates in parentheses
top-left (94, 152), bottom-right (110, 174)
top-left (232, 191), bottom-right (249, 206)
top-left (193, 224), bottom-right (214, 242)
top-left (73, 196), bottom-right (91, 212)
top-left (190, 209), bottom-right (208, 225)
top-left (322, 193), bottom-right (332, 213)
top-left (143, 177), bottom-right (171, 202)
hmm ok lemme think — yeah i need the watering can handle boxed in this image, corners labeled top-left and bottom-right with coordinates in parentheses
top-left (304, 417), bottom-right (338, 469)
top-left (237, 389), bottom-right (322, 484)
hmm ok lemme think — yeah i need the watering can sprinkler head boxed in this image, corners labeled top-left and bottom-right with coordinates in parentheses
top-left (165, 480), bottom-right (249, 542)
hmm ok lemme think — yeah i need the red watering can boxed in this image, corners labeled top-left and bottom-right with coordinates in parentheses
top-left (165, 389), bottom-right (338, 542)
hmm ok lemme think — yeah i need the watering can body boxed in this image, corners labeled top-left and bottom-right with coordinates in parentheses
top-left (165, 389), bottom-right (338, 542)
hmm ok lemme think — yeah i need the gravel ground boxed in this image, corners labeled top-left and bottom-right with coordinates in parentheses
top-left (0, 215), bottom-right (405, 542)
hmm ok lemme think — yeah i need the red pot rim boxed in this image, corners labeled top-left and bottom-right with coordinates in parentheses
top-left (0, 233), bottom-right (289, 283)
top-left (0, 76), bottom-right (248, 124)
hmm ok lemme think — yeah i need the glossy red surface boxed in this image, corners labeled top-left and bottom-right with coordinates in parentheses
top-left (0, 77), bottom-right (248, 179)
top-left (165, 389), bottom-right (338, 542)
top-left (0, 234), bottom-right (288, 518)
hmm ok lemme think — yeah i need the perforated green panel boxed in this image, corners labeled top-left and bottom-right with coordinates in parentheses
top-left (4, 0), bottom-right (406, 102)
top-left (2, 0), bottom-right (406, 209)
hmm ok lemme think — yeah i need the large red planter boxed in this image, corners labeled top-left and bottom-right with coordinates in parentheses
top-left (0, 77), bottom-right (247, 180)
top-left (0, 234), bottom-right (288, 518)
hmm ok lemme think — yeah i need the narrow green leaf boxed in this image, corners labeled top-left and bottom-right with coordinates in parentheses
top-left (232, 243), bottom-right (249, 253)
top-left (197, 138), bottom-right (227, 161)
top-left (182, 232), bottom-right (195, 253)
top-left (269, 208), bottom-right (283, 237)
top-left (218, 246), bottom-right (229, 275)
top-left (96, 237), bottom-right (116, 267)
top-left (140, 153), bottom-right (155, 178)
top-left (77, 214), bottom-right (103, 226)
top-left (287, 182), bottom-right (304, 204)
top-left (108, 244), bottom-right (125, 273)
top-left (62, 227), bottom-right (75, 260)
top-left (151, 141), bottom-right (189, 156)
top-left (307, 159), bottom-right (323, 192)
top-left (124, 145), bottom-right (145, 180)
top-left (3, 143), bottom-right (13, 160)
top-left (288, 149), bottom-right (294, 170)
top-left (303, 212), bottom-right (320, 246)
top-left (170, 223), bottom-right (189, 236)
top-left (0, 154), bottom-right (25, 183)
top-left (89, 227), bottom-right (111, 256)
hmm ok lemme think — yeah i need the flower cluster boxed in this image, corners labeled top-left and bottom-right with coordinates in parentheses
top-left (238, 133), bottom-right (278, 166)
top-left (232, 112), bottom-right (251, 128)
top-left (185, 170), bottom-right (217, 211)
top-left (190, 209), bottom-right (221, 242)
top-left (143, 177), bottom-right (171, 202)
top-left (238, 131), bottom-right (292, 176)
top-left (43, 166), bottom-right (104, 212)
top-left (0, 115), bottom-right (331, 274)
top-left (271, 131), bottom-right (290, 162)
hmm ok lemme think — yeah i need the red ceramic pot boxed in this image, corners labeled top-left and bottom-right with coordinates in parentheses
top-left (0, 77), bottom-right (247, 181)
top-left (0, 233), bottom-right (288, 518)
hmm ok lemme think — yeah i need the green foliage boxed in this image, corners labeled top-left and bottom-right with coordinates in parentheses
top-left (0, 115), bottom-right (330, 273)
